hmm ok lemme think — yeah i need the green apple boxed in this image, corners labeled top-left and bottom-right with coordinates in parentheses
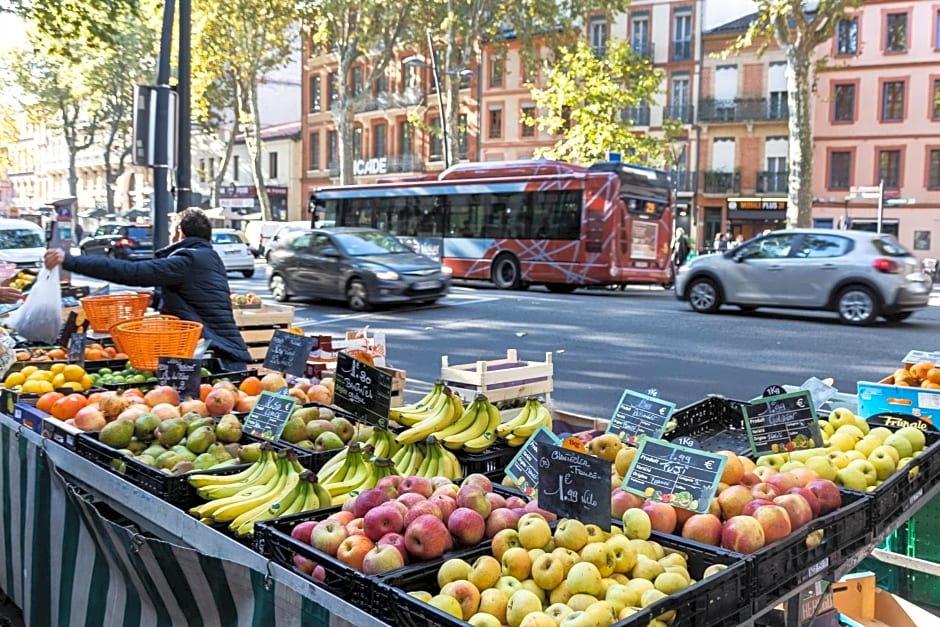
top-left (605, 583), bottom-right (640, 613)
top-left (895, 426), bottom-right (927, 453)
top-left (566, 561), bottom-right (603, 597)
top-left (583, 600), bottom-right (618, 626)
top-left (495, 576), bottom-right (523, 598)
top-left (836, 466), bottom-right (869, 491)
top-left (868, 427), bottom-right (894, 444)
top-left (631, 554), bottom-right (665, 581)
top-left (467, 612), bottom-right (502, 627)
top-left (847, 459), bottom-right (878, 485)
top-left (640, 588), bottom-right (668, 608)
top-left (530, 553), bottom-right (565, 591)
top-left (853, 417), bottom-right (870, 435)
top-left (501, 547), bottom-right (533, 581)
top-left (836, 424), bottom-right (865, 441)
top-left (551, 547), bottom-right (581, 577)
top-left (779, 460), bottom-right (805, 473)
top-left (897, 457), bottom-right (914, 470)
top-left (518, 579), bottom-right (546, 605)
top-left (829, 407), bottom-right (858, 430)
top-left (505, 589), bottom-right (542, 627)
top-left (827, 451), bottom-right (851, 469)
top-left (583, 524), bottom-right (608, 543)
top-left (566, 593), bottom-right (598, 612)
top-left (553, 519), bottom-right (590, 552)
top-left (544, 602), bottom-right (574, 623)
top-left (605, 534), bottom-right (638, 574)
top-left (478, 588), bottom-right (509, 624)
top-left (548, 580), bottom-right (572, 605)
top-left (558, 610), bottom-right (599, 627)
top-left (654, 571), bottom-right (688, 595)
top-left (818, 420), bottom-right (834, 437)
top-left (854, 436), bottom-right (882, 458)
top-left (867, 448), bottom-right (897, 481)
top-left (703, 563), bottom-right (728, 578)
top-left (884, 433), bottom-right (914, 460)
top-left (756, 453), bottom-right (786, 470)
top-left (844, 450), bottom-right (866, 462)
top-left (579, 542), bottom-right (615, 578)
top-left (438, 558), bottom-right (473, 588)
top-left (805, 456), bottom-right (838, 481)
top-left (428, 594), bottom-right (464, 619)
top-left (621, 509), bottom-right (652, 541)
top-left (871, 444), bottom-right (900, 465)
top-left (829, 431), bottom-right (859, 453)
top-left (518, 515), bottom-right (553, 550)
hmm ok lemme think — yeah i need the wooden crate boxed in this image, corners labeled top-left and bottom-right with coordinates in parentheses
top-left (232, 303), bottom-right (295, 368)
top-left (441, 349), bottom-right (553, 403)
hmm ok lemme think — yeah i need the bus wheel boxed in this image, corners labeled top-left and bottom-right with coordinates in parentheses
top-left (491, 254), bottom-right (522, 290)
top-left (545, 284), bottom-right (577, 294)
top-left (346, 279), bottom-right (372, 311)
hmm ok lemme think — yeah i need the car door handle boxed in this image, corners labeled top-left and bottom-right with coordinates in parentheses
top-left (766, 265), bottom-right (783, 271)
top-left (820, 264), bottom-right (838, 270)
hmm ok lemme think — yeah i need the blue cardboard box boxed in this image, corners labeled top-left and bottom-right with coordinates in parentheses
top-left (857, 381), bottom-right (940, 427)
top-left (13, 402), bottom-right (48, 434)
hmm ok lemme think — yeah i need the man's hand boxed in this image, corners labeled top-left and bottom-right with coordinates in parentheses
top-left (44, 249), bottom-right (65, 269)
top-left (0, 287), bottom-right (23, 304)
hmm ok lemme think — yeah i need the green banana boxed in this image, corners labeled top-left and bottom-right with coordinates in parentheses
top-left (190, 448), bottom-right (272, 489)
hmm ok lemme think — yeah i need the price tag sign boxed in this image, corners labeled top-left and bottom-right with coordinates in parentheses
top-left (671, 435), bottom-right (700, 448)
top-left (68, 332), bottom-right (87, 366)
top-left (262, 330), bottom-right (316, 377)
top-left (622, 437), bottom-right (726, 513)
top-left (157, 357), bottom-right (202, 400)
top-left (743, 390), bottom-right (823, 456)
top-left (903, 349), bottom-right (940, 365)
top-left (606, 388), bottom-right (676, 443)
top-left (537, 442), bottom-right (611, 528)
top-left (504, 425), bottom-right (562, 498)
top-left (763, 384), bottom-right (786, 397)
top-left (243, 390), bottom-right (297, 441)
top-left (333, 352), bottom-right (393, 429)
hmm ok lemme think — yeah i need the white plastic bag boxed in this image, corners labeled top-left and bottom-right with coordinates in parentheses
top-left (8, 267), bottom-right (63, 343)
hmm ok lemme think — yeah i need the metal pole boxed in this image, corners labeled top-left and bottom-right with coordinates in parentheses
top-left (426, 29), bottom-right (449, 169)
top-left (876, 179), bottom-right (884, 234)
top-left (175, 0), bottom-right (191, 214)
top-left (152, 0), bottom-right (176, 251)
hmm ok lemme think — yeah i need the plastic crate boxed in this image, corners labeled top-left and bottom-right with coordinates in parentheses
top-left (379, 531), bottom-right (748, 627)
top-left (747, 489), bottom-right (871, 612)
top-left (454, 440), bottom-right (519, 481)
top-left (665, 395), bottom-right (753, 454)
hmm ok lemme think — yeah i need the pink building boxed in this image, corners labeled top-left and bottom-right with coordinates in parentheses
top-left (812, 1), bottom-right (940, 259)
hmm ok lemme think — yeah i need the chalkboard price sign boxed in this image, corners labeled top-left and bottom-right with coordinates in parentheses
top-left (243, 390), bottom-right (297, 441)
top-left (68, 332), bottom-right (87, 366)
top-left (504, 425), bottom-right (562, 497)
top-left (537, 442), bottom-right (611, 528)
top-left (743, 390), bottom-right (823, 456)
top-left (157, 357), bottom-right (202, 400)
top-left (606, 388), bottom-right (676, 443)
top-left (622, 437), bottom-right (726, 513)
top-left (262, 330), bottom-right (316, 377)
top-left (333, 352), bottom-right (393, 429)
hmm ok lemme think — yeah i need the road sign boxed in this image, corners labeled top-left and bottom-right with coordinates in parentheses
top-left (849, 185), bottom-right (880, 194)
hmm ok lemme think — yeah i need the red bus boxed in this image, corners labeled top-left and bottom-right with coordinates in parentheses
top-left (309, 159), bottom-right (674, 291)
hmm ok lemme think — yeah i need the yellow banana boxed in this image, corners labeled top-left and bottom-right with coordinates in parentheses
top-left (324, 454), bottom-right (371, 497)
top-left (442, 397), bottom-right (497, 448)
top-left (391, 383), bottom-right (445, 426)
top-left (416, 442), bottom-right (439, 477)
top-left (189, 449), bottom-right (272, 488)
top-left (461, 402), bottom-right (501, 453)
top-left (395, 393), bottom-right (456, 445)
top-left (439, 448), bottom-right (461, 480)
top-left (228, 471), bottom-right (301, 532)
top-left (506, 434), bottom-right (528, 447)
top-left (496, 401), bottom-right (536, 437)
top-left (311, 475), bottom-right (331, 510)
top-left (509, 401), bottom-right (552, 438)
top-left (196, 452), bottom-right (279, 500)
top-left (436, 399), bottom-right (482, 439)
top-left (205, 462), bottom-right (292, 522)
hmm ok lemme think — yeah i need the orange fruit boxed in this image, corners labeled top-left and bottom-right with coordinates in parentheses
top-left (239, 376), bottom-right (262, 396)
top-left (15, 352), bottom-right (29, 361)
top-left (926, 368), bottom-right (940, 385)
top-left (85, 348), bottom-right (104, 361)
top-left (113, 352), bottom-right (129, 361)
top-left (47, 348), bottom-right (66, 360)
top-left (909, 361), bottom-right (935, 381)
top-left (922, 381), bottom-right (940, 389)
top-left (199, 383), bottom-right (213, 402)
top-left (87, 343), bottom-right (104, 352)
top-left (104, 347), bottom-right (117, 357)
top-left (37, 391), bottom-right (64, 414)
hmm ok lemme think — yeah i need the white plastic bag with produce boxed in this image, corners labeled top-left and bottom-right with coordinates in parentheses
top-left (8, 266), bottom-right (63, 344)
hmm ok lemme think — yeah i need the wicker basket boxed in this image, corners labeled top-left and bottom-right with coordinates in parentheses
top-left (109, 317), bottom-right (204, 371)
top-left (80, 293), bottom-right (153, 332)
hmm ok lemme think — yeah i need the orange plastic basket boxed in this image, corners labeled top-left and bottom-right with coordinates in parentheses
top-left (109, 317), bottom-right (204, 371)
top-left (80, 293), bottom-right (153, 332)
top-left (108, 314), bottom-right (180, 355)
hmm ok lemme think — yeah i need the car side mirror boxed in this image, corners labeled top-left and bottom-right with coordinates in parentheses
top-left (732, 251), bottom-right (746, 263)
top-left (321, 247), bottom-right (341, 258)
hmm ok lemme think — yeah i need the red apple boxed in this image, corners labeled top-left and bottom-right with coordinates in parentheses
top-left (447, 507), bottom-right (487, 546)
top-left (739, 472), bottom-right (762, 487)
top-left (361, 544), bottom-right (405, 575)
top-left (773, 494), bottom-right (813, 530)
top-left (432, 483), bottom-right (459, 499)
top-left (341, 495), bottom-right (358, 513)
top-left (461, 473), bottom-right (494, 493)
top-left (750, 482), bottom-right (781, 501)
top-left (375, 475), bottom-right (403, 498)
top-left (717, 485), bottom-right (754, 520)
top-left (611, 488), bottom-right (646, 518)
top-left (485, 508), bottom-right (521, 538)
top-left (377, 532), bottom-right (409, 564)
top-left (721, 515), bottom-right (766, 553)
top-left (345, 518), bottom-right (366, 537)
top-left (753, 466), bottom-right (778, 482)
top-left (290, 520), bottom-right (318, 545)
top-left (485, 492), bottom-right (508, 511)
top-left (352, 487), bottom-right (390, 518)
top-left (327, 511), bottom-right (355, 526)
top-left (311, 565), bottom-right (326, 582)
top-left (363, 504), bottom-right (405, 541)
top-left (674, 506), bottom-right (695, 529)
top-left (429, 494), bottom-right (457, 523)
top-left (767, 472), bottom-right (802, 495)
top-left (292, 554), bottom-right (315, 574)
top-left (310, 520), bottom-right (347, 556)
top-left (642, 501), bottom-right (678, 534)
top-left (430, 476), bottom-right (455, 491)
top-left (404, 514), bottom-right (451, 560)
top-left (806, 479), bottom-right (842, 515)
top-left (680, 513), bottom-right (723, 546)
top-left (336, 535), bottom-right (375, 571)
top-left (741, 499), bottom-right (774, 517)
top-left (789, 467), bottom-right (821, 488)
top-left (399, 476), bottom-right (433, 498)
top-left (523, 499), bottom-right (557, 522)
top-left (403, 500), bottom-right (443, 528)
top-left (788, 487), bottom-right (821, 518)
top-left (396, 492), bottom-right (426, 508)
top-left (456, 484), bottom-right (492, 518)
top-left (751, 505), bottom-right (792, 544)
top-left (387, 500), bottom-right (408, 520)
top-left (505, 496), bottom-right (528, 510)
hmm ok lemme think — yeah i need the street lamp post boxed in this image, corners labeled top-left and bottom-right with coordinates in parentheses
top-left (425, 30), bottom-right (449, 169)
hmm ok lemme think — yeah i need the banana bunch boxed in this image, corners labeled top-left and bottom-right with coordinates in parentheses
top-left (390, 382), bottom-right (463, 428)
top-left (496, 397), bottom-right (553, 446)
top-left (394, 386), bottom-right (463, 445)
top-left (391, 441), bottom-right (425, 476)
top-left (188, 447), bottom-right (331, 536)
top-left (439, 394), bottom-right (501, 453)
top-left (392, 436), bottom-right (461, 480)
top-left (353, 425), bottom-right (400, 459)
top-left (319, 442), bottom-right (399, 506)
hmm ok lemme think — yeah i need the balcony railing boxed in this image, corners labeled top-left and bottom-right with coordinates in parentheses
top-left (386, 155), bottom-right (425, 173)
top-left (756, 171), bottom-right (788, 194)
top-left (672, 40), bottom-right (691, 61)
top-left (703, 170), bottom-right (741, 194)
top-left (358, 88), bottom-right (424, 112)
top-left (671, 169), bottom-right (696, 193)
top-left (698, 98), bottom-right (791, 122)
top-left (631, 40), bottom-right (654, 60)
top-left (664, 104), bottom-right (694, 124)
top-left (623, 105), bottom-right (651, 126)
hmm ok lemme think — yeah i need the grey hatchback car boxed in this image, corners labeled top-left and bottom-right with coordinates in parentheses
top-left (675, 229), bottom-right (931, 325)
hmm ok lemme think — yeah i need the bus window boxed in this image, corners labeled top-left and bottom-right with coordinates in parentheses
top-left (448, 194), bottom-right (484, 237)
top-left (415, 196), bottom-right (443, 237)
top-left (532, 190), bottom-right (581, 239)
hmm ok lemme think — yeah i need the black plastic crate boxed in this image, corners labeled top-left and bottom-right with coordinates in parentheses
top-left (665, 395), bottom-right (753, 454)
top-left (379, 531), bottom-right (748, 627)
top-left (747, 489), bottom-right (870, 612)
top-left (454, 440), bottom-right (519, 481)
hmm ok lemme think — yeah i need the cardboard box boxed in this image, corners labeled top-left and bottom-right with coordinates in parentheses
top-left (832, 572), bottom-right (937, 627)
top-left (857, 381), bottom-right (940, 427)
top-left (13, 402), bottom-right (48, 434)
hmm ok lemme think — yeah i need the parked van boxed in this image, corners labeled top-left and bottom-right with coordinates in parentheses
top-left (244, 220), bottom-right (310, 258)
top-left (0, 219), bottom-right (46, 269)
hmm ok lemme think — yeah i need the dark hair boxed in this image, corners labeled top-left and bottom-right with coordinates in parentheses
top-left (176, 208), bottom-right (211, 240)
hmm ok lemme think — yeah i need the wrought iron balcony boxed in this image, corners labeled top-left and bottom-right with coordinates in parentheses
top-left (672, 40), bottom-right (691, 61)
top-left (631, 40), bottom-right (654, 60)
top-left (664, 104), bottom-right (694, 124)
top-left (358, 88), bottom-right (424, 112)
top-left (386, 155), bottom-right (425, 173)
top-left (623, 105), bottom-right (651, 126)
top-left (756, 171), bottom-right (788, 194)
top-left (698, 97), bottom-right (791, 122)
top-left (671, 169), bottom-right (696, 193)
top-left (703, 170), bottom-right (741, 194)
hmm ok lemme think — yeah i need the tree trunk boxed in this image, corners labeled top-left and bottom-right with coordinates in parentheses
top-left (247, 85), bottom-right (272, 221)
top-left (785, 45), bottom-right (813, 228)
top-left (336, 54), bottom-right (355, 186)
top-left (211, 121), bottom-right (239, 208)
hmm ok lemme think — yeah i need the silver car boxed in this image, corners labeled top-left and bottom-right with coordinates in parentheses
top-left (675, 229), bottom-right (931, 325)
top-left (211, 228), bottom-right (255, 278)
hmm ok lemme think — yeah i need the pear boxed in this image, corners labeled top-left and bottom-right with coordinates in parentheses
top-left (206, 442), bottom-right (233, 463)
top-left (291, 407), bottom-right (320, 424)
top-left (141, 443), bottom-right (166, 459)
top-left (100, 419), bottom-right (135, 449)
top-left (222, 443), bottom-right (242, 459)
top-left (193, 453), bottom-right (218, 470)
top-left (186, 416), bottom-right (215, 436)
top-left (280, 416), bottom-right (307, 444)
top-left (170, 460), bottom-right (195, 475)
top-left (134, 413), bottom-right (161, 441)
top-left (156, 418), bottom-right (187, 447)
top-left (238, 442), bottom-right (262, 463)
top-left (127, 440), bottom-right (147, 455)
top-left (170, 445), bottom-right (197, 462)
top-left (155, 451), bottom-right (183, 470)
top-left (136, 454), bottom-right (156, 467)
top-left (215, 414), bottom-right (243, 443)
top-left (186, 425), bottom-right (217, 454)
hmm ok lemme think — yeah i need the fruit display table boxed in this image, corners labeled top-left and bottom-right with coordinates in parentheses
top-left (0, 412), bottom-right (384, 627)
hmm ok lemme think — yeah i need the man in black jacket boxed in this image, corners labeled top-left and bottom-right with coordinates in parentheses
top-left (44, 208), bottom-right (252, 370)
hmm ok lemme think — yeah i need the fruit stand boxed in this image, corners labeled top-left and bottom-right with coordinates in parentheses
top-left (1, 290), bottom-right (940, 627)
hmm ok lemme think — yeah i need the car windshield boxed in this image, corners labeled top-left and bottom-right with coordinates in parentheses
top-left (872, 235), bottom-right (912, 257)
top-left (0, 229), bottom-right (43, 249)
top-left (333, 231), bottom-right (412, 256)
top-left (126, 227), bottom-right (151, 240)
top-left (213, 232), bottom-right (244, 245)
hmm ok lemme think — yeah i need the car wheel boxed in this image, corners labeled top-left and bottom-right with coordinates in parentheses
top-left (269, 274), bottom-right (290, 302)
top-left (491, 254), bottom-right (522, 290)
top-left (837, 285), bottom-right (878, 325)
top-left (545, 284), bottom-right (577, 294)
top-left (688, 278), bottom-right (721, 313)
top-left (346, 279), bottom-right (372, 311)
top-left (241, 269), bottom-right (255, 279)
top-left (883, 311), bottom-right (913, 322)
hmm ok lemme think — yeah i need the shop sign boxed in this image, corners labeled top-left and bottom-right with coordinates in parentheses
top-left (727, 198), bottom-right (787, 211)
top-left (354, 158), bottom-right (388, 176)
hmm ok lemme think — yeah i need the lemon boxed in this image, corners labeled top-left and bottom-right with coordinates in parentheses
top-left (60, 381), bottom-right (83, 391)
top-left (29, 370), bottom-right (53, 382)
top-left (20, 365), bottom-right (38, 378)
top-left (63, 364), bottom-right (86, 383)
top-left (80, 374), bottom-right (94, 390)
top-left (50, 363), bottom-right (67, 375)
top-left (51, 373), bottom-right (66, 388)
top-left (21, 379), bottom-right (52, 394)
top-left (4, 372), bottom-right (25, 388)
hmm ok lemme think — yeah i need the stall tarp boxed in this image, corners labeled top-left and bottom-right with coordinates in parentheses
top-left (0, 424), bottom-right (330, 626)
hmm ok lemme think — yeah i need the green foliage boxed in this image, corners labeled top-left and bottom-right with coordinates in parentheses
top-left (6, 0), bottom-right (140, 56)
top-left (528, 40), bottom-right (667, 164)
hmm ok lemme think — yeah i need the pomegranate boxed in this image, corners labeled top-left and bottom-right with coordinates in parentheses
top-left (205, 388), bottom-right (236, 416)
top-left (144, 385), bottom-right (180, 408)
